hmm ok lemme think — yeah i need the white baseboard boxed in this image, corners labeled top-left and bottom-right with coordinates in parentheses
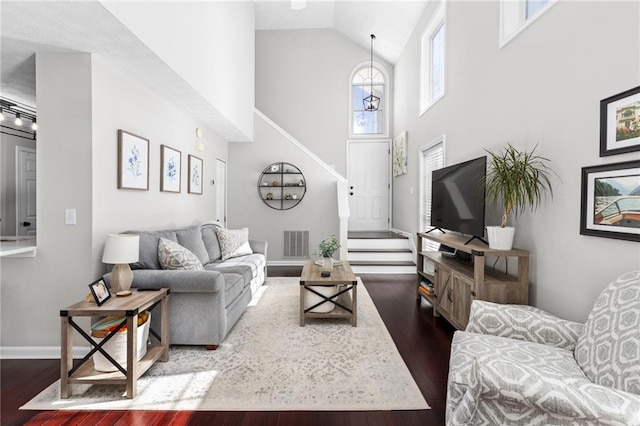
top-left (390, 227), bottom-right (417, 258)
top-left (267, 260), bottom-right (307, 266)
top-left (1, 345), bottom-right (90, 359)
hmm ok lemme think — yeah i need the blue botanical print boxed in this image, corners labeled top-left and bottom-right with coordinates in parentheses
top-left (192, 164), bottom-right (200, 186)
top-left (167, 157), bottom-right (177, 181)
top-left (127, 145), bottom-right (143, 178)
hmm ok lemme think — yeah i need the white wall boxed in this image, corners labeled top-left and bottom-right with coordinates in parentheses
top-left (393, 0), bottom-right (640, 322)
top-left (102, 1), bottom-right (255, 141)
top-left (0, 134), bottom-right (36, 236)
top-left (256, 29), bottom-right (393, 176)
top-left (1, 53), bottom-right (94, 348)
top-left (228, 113), bottom-right (340, 263)
top-left (0, 52), bottom-right (228, 352)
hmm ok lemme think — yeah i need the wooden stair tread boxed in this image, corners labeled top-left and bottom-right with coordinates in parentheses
top-left (347, 231), bottom-right (408, 239)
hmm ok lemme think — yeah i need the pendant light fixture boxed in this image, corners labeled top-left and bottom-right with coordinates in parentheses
top-left (363, 34), bottom-right (380, 112)
top-left (14, 113), bottom-right (23, 126)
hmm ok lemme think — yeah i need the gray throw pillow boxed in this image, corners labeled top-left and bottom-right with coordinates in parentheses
top-left (158, 238), bottom-right (204, 270)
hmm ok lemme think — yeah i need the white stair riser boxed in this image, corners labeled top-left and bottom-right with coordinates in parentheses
top-left (352, 265), bottom-right (417, 275)
top-left (347, 239), bottom-right (409, 250)
top-left (348, 251), bottom-right (413, 262)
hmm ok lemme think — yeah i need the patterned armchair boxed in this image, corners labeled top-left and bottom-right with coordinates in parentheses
top-left (446, 271), bottom-right (640, 425)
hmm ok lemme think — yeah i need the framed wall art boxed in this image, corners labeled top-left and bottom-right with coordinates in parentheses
top-left (580, 159), bottom-right (640, 242)
top-left (118, 130), bottom-right (149, 190)
top-left (160, 145), bottom-right (181, 193)
top-left (393, 131), bottom-right (408, 177)
top-left (600, 86), bottom-right (640, 156)
top-left (188, 154), bottom-right (203, 194)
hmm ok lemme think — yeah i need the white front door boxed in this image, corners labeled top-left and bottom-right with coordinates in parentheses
top-left (348, 140), bottom-right (390, 231)
top-left (215, 158), bottom-right (227, 227)
top-left (16, 147), bottom-right (37, 236)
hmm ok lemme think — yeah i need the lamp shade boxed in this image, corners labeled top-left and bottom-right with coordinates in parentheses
top-left (102, 234), bottom-right (139, 264)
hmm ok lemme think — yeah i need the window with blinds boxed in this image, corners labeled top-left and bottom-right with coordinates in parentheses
top-left (420, 138), bottom-right (444, 251)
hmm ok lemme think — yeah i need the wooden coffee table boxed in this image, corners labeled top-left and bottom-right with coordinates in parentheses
top-left (60, 288), bottom-right (169, 399)
top-left (300, 260), bottom-right (358, 326)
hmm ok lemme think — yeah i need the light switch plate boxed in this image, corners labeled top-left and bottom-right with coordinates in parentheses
top-left (65, 209), bottom-right (76, 225)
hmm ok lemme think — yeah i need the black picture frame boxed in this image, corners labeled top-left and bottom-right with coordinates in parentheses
top-left (89, 278), bottom-right (111, 306)
top-left (580, 160), bottom-right (640, 242)
top-left (600, 86), bottom-right (640, 157)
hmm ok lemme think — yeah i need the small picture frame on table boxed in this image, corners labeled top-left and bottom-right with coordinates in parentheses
top-left (600, 86), bottom-right (640, 157)
top-left (89, 278), bottom-right (111, 306)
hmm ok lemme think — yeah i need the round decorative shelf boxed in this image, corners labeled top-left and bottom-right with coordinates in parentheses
top-left (257, 162), bottom-right (306, 210)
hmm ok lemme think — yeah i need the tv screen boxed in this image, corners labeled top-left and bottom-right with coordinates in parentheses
top-left (431, 156), bottom-right (486, 238)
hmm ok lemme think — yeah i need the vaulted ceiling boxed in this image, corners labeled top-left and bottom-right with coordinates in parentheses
top-left (1, 1), bottom-right (426, 114)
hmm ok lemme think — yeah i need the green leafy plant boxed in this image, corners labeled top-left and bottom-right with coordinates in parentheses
top-left (484, 144), bottom-right (555, 228)
top-left (319, 235), bottom-right (340, 258)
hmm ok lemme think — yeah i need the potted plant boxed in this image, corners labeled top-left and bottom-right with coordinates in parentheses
top-left (318, 235), bottom-right (340, 270)
top-left (484, 144), bottom-right (555, 250)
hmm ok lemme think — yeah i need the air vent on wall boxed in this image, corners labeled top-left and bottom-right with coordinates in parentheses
top-left (283, 231), bottom-right (309, 258)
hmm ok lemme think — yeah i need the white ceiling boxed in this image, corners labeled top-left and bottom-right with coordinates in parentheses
top-left (1, 0), bottom-right (426, 136)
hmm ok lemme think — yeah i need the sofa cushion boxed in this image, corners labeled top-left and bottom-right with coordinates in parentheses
top-left (574, 271), bottom-right (640, 394)
top-left (201, 224), bottom-right (222, 261)
top-left (176, 225), bottom-right (210, 265)
top-left (158, 238), bottom-right (204, 271)
top-left (219, 272), bottom-right (245, 308)
top-left (126, 230), bottom-right (177, 270)
top-left (216, 227), bottom-right (253, 260)
top-left (205, 263), bottom-right (253, 287)
top-left (210, 254), bottom-right (266, 279)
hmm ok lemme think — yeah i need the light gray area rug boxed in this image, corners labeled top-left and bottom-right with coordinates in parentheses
top-left (22, 277), bottom-right (428, 411)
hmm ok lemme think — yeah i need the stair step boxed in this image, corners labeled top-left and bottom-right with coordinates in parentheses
top-left (348, 231), bottom-right (408, 239)
top-left (348, 248), bottom-right (411, 253)
top-left (347, 239), bottom-right (410, 250)
top-left (348, 260), bottom-right (415, 267)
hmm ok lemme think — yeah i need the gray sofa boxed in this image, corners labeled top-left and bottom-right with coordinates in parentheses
top-left (104, 223), bottom-right (267, 348)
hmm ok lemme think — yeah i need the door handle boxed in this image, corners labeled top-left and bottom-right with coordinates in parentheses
top-left (350, 186), bottom-right (354, 189)
top-left (22, 221), bottom-right (31, 227)
top-left (349, 192), bottom-right (354, 196)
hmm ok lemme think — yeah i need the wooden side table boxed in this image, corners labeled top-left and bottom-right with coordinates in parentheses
top-left (60, 288), bottom-right (169, 399)
top-left (300, 260), bottom-right (358, 326)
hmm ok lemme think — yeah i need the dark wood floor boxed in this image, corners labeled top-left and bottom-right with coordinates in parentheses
top-left (1, 267), bottom-right (455, 426)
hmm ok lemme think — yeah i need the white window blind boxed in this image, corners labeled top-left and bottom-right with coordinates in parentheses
top-left (421, 141), bottom-right (444, 251)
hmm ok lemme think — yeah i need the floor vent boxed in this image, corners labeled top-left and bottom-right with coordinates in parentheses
top-left (283, 231), bottom-right (309, 258)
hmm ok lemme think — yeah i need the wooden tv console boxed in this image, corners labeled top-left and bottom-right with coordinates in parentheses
top-left (416, 231), bottom-right (529, 330)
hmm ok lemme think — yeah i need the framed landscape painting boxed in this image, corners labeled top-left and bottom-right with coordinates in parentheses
top-left (600, 86), bottom-right (640, 156)
top-left (188, 155), bottom-right (203, 194)
top-left (118, 130), bottom-right (149, 190)
top-left (580, 159), bottom-right (640, 242)
top-left (160, 145), bottom-right (181, 193)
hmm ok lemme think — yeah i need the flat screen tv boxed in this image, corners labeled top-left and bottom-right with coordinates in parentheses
top-left (430, 156), bottom-right (486, 241)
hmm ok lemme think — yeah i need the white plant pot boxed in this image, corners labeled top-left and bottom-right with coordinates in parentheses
top-left (486, 226), bottom-right (515, 250)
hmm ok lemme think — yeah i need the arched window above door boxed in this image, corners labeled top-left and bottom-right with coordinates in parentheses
top-left (349, 62), bottom-right (389, 138)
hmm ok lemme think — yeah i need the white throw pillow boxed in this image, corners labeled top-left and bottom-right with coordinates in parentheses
top-left (216, 227), bottom-right (253, 260)
top-left (158, 238), bottom-right (204, 270)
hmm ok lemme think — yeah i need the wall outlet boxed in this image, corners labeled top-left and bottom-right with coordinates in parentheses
top-left (65, 209), bottom-right (76, 225)
top-left (410, 187), bottom-right (414, 195)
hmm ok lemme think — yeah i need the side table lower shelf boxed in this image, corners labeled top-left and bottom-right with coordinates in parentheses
top-left (60, 288), bottom-right (169, 399)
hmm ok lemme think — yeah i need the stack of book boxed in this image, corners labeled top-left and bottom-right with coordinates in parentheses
top-left (418, 280), bottom-right (435, 298)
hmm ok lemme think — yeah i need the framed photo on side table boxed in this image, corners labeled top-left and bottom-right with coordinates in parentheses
top-left (188, 155), bottom-right (203, 194)
top-left (89, 278), bottom-right (111, 306)
top-left (160, 145), bottom-right (181, 193)
top-left (580, 159), bottom-right (640, 242)
top-left (600, 86), bottom-right (640, 156)
top-left (118, 130), bottom-right (149, 190)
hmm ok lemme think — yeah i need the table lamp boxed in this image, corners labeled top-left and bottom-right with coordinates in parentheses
top-left (102, 234), bottom-right (139, 293)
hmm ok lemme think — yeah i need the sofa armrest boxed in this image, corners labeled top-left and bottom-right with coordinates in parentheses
top-left (451, 355), bottom-right (640, 425)
top-left (466, 300), bottom-right (584, 350)
top-left (103, 269), bottom-right (224, 293)
top-left (249, 239), bottom-right (268, 256)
